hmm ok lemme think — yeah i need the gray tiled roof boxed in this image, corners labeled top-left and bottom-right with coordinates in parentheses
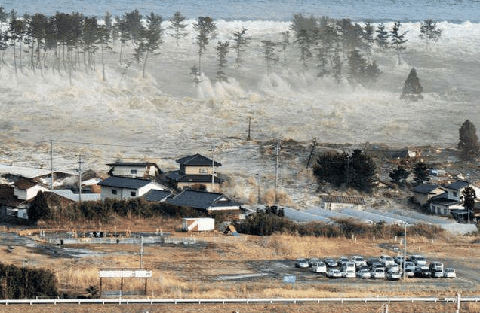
top-left (322, 196), bottom-right (365, 205)
top-left (413, 184), bottom-right (440, 194)
top-left (98, 177), bottom-right (153, 189)
top-left (142, 190), bottom-right (172, 202)
top-left (176, 154), bottom-right (221, 167)
top-left (167, 190), bottom-right (236, 210)
top-left (106, 162), bottom-right (158, 167)
top-left (445, 180), bottom-right (470, 191)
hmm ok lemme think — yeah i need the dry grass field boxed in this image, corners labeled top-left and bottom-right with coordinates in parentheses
top-left (0, 217), bottom-right (479, 312)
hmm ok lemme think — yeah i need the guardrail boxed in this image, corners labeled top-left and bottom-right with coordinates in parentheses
top-left (0, 296), bottom-right (478, 306)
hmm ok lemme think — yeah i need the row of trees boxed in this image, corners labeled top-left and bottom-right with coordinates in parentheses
top-left (0, 263), bottom-right (57, 299)
top-left (0, 7), bottom-right (442, 86)
top-left (313, 149), bottom-right (376, 193)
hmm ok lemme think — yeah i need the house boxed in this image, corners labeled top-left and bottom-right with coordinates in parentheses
top-left (321, 196), bottom-right (366, 211)
top-left (428, 193), bottom-right (463, 215)
top-left (142, 189), bottom-right (172, 202)
top-left (106, 162), bottom-right (161, 179)
top-left (166, 190), bottom-right (241, 213)
top-left (167, 153), bottom-right (222, 192)
top-left (443, 180), bottom-right (479, 202)
top-left (13, 179), bottom-right (48, 201)
top-left (413, 184), bottom-right (444, 206)
top-left (98, 177), bottom-right (166, 201)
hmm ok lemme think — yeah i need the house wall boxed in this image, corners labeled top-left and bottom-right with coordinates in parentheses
top-left (184, 165), bottom-right (214, 175)
top-left (14, 185), bottom-right (48, 200)
top-left (322, 202), bottom-right (363, 211)
top-left (110, 165), bottom-right (156, 178)
top-left (100, 182), bottom-right (164, 201)
top-left (206, 205), bottom-right (241, 212)
top-left (177, 182), bottom-right (219, 192)
top-left (414, 189), bottom-right (444, 206)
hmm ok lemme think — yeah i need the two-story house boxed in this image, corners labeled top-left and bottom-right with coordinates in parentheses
top-left (167, 154), bottom-right (222, 192)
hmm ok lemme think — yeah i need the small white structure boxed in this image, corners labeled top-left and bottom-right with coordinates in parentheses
top-left (321, 196), bottom-right (365, 211)
top-left (182, 217), bottom-right (215, 232)
top-left (13, 179), bottom-right (48, 200)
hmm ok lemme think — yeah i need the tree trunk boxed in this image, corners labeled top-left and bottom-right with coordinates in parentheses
top-left (142, 49), bottom-right (149, 78)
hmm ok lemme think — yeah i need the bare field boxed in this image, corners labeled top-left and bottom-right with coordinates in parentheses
top-left (0, 221), bottom-right (480, 302)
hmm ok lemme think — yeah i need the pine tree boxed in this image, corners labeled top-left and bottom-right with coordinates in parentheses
top-left (261, 40), bottom-right (278, 74)
top-left (193, 16), bottom-right (217, 73)
top-left (413, 162), bottom-right (430, 185)
top-left (168, 11), bottom-right (188, 48)
top-left (458, 119), bottom-right (479, 159)
top-left (420, 19), bottom-right (442, 47)
top-left (348, 48), bottom-right (367, 85)
top-left (363, 21), bottom-right (375, 59)
top-left (27, 191), bottom-right (50, 224)
top-left (216, 40), bottom-right (229, 81)
top-left (401, 68), bottom-right (423, 101)
top-left (391, 21), bottom-right (407, 65)
top-left (389, 165), bottom-right (410, 186)
top-left (375, 23), bottom-right (389, 50)
top-left (462, 186), bottom-right (476, 221)
top-left (232, 27), bottom-right (249, 68)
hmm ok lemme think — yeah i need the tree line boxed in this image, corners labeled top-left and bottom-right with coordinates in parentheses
top-left (0, 262), bottom-right (58, 299)
top-left (0, 6), bottom-right (442, 86)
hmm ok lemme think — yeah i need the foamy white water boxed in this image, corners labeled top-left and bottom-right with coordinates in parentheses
top-left (0, 19), bottom-right (478, 207)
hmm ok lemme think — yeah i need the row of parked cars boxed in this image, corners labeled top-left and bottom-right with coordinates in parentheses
top-left (294, 254), bottom-right (456, 280)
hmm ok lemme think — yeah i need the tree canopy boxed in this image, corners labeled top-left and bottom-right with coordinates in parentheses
top-left (458, 119), bottom-right (479, 160)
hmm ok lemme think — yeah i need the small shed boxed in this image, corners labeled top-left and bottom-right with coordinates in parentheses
top-left (182, 217), bottom-right (215, 232)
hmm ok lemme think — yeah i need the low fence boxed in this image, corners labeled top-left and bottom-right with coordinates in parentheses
top-left (0, 295), bottom-right (477, 306)
top-left (48, 236), bottom-right (200, 245)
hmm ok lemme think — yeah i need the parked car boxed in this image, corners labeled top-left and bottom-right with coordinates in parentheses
top-left (404, 261), bottom-right (415, 270)
top-left (340, 262), bottom-right (356, 273)
top-left (387, 263), bottom-right (400, 272)
top-left (324, 258), bottom-right (338, 268)
top-left (308, 257), bottom-right (321, 267)
top-left (351, 256), bottom-right (367, 268)
top-left (404, 267), bottom-right (414, 277)
top-left (444, 268), bottom-right (456, 278)
top-left (326, 268), bottom-right (342, 278)
top-left (380, 255), bottom-right (396, 267)
top-left (371, 267), bottom-right (386, 279)
top-left (342, 269), bottom-right (356, 278)
top-left (367, 258), bottom-right (382, 267)
top-left (394, 256), bottom-right (405, 265)
top-left (357, 268), bottom-right (372, 279)
top-left (410, 255), bottom-right (427, 266)
top-left (431, 269), bottom-right (444, 278)
top-left (429, 262), bottom-right (444, 272)
top-left (387, 269), bottom-right (402, 281)
top-left (414, 266), bottom-right (431, 278)
top-left (295, 258), bottom-right (309, 268)
top-left (311, 261), bottom-right (327, 273)
top-left (338, 256), bottom-right (350, 265)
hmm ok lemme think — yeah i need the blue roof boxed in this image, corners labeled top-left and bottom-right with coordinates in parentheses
top-left (446, 180), bottom-right (470, 191)
top-left (142, 190), bottom-right (172, 202)
top-left (166, 190), bottom-right (237, 210)
top-left (98, 177), bottom-right (154, 189)
top-left (413, 184), bottom-right (440, 194)
top-left (176, 154), bottom-right (221, 167)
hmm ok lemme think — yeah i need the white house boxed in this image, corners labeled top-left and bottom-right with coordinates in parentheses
top-left (98, 177), bottom-right (166, 201)
top-left (13, 179), bottom-right (48, 201)
top-left (444, 180), bottom-right (480, 202)
top-left (106, 162), bottom-right (161, 179)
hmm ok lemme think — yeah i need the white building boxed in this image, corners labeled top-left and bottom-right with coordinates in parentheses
top-left (182, 217), bottom-right (215, 232)
top-left (106, 162), bottom-right (161, 179)
top-left (13, 179), bottom-right (48, 201)
top-left (98, 177), bottom-right (166, 201)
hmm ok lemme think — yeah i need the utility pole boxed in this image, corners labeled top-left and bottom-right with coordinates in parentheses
top-left (247, 116), bottom-right (252, 141)
top-left (210, 146), bottom-right (215, 192)
top-left (140, 236), bottom-right (144, 269)
top-left (78, 155), bottom-right (83, 204)
top-left (256, 173), bottom-right (261, 204)
top-left (274, 140), bottom-right (280, 205)
top-left (50, 140), bottom-right (54, 190)
top-left (403, 222), bottom-right (407, 281)
top-left (306, 138), bottom-right (317, 168)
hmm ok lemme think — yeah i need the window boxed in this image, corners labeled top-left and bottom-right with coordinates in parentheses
top-left (112, 189), bottom-right (118, 195)
top-left (131, 191), bottom-right (136, 197)
top-left (131, 169), bottom-right (138, 174)
top-left (453, 192), bottom-right (457, 197)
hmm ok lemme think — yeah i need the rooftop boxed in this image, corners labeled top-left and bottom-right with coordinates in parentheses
top-left (98, 177), bottom-right (156, 189)
top-left (176, 154), bottom-right (221, 167)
